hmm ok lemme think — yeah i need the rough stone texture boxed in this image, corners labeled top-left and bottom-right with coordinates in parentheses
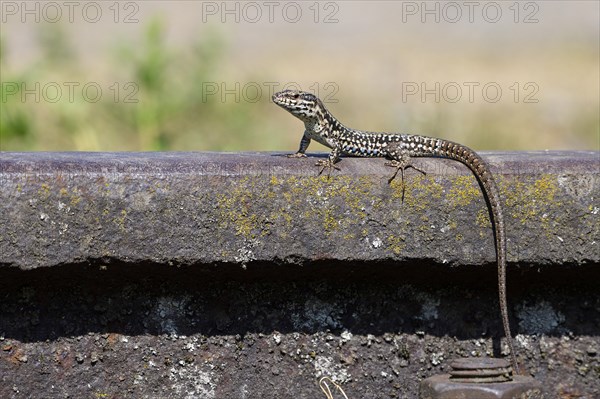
top-left (0, 152), bottom-right (599, 398)
top-left (1, 151), bottom-right (598, 269)
top-left (1, 264), bottom-right (598, 398)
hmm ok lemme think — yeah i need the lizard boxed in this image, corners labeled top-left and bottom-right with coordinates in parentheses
top-left (272, 89), bottom-right (519, 373)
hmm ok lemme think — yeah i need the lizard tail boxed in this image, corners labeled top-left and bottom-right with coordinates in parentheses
top-left (437, 141), bottom-right (520, 374)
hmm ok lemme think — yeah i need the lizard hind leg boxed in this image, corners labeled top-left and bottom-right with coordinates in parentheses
top-left (385, 150), bottom-right (426, 201)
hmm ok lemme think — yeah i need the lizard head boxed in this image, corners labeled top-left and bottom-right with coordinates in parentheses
top-left (272, 90), bottom-right (325, 123)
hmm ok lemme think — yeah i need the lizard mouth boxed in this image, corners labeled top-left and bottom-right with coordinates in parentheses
top-left (273, 90), bottom-right (301, 106)
top-left (272, 92), bottom-right (286, 105)
top-left (272, 94), bottom-right (291, 110)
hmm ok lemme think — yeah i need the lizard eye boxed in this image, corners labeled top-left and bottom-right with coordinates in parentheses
top-left (292, 93), bottom-right (299, 99)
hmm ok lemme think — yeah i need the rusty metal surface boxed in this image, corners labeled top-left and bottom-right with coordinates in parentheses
top-left (448, 357), bottom-right (512, 382)
top-left (1, 151), bottom-right (598, 269)
top-left (420, 374), bottom-right (542, 399)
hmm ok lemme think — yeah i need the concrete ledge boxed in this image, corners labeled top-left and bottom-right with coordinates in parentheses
top-left (1, 151), bottom-right (599, 398)
top-left (0, 152), bottom-right (600, 269)
top-left (1, 151), bottom-right (598, 269)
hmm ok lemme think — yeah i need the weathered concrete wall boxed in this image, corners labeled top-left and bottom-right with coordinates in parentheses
top-left (1, 152), bottom-right (598, 269)
top-left (0, 152), bottom-right (598, 398)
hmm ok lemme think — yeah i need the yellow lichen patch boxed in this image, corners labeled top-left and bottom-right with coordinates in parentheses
top-left (504, 175), bottom-right (561, 229)
top-left (236, 214), bottom-right (260, 237)
top-left (534, 175), bottom-right (558, 203)
top-left (269, 175), bottom-right (372, 239)
top-left (297, 175), bottom-right (378, 236)
top-left (448, 175), bottom-right (480, 208)
top-left (343, 232), bottom-right (356, 240)
top-left (387, 234), bottom-right (405, 255)
top-left (113, 209), bottom-right (128, 231)
top-left (70, 195), bottom-right (82, 206)
top-left (38, 183), bottom-right (51, 198)
top-left (534, 175), bottom-right (561, 232)
top-left (215, 177), bottom-right (273, 239)
top-left (265, 176), bottom-right (304, 233)
top-left (390, 175), bottom-right (443, 213)
top-left (476, 208), bottom-right (491, 228)
top-left (417, 222), bottom-right (430, 234)
top-left (388, 178), bottom-right (405, 201)
top-left (58, 187), bottom-right (82, 206)
top-left (266, 175), bottom-right (280, 201)
top-left (347, 176), bottom-right (378, 214)
top-left (322, 208), bottom-right (338, 233)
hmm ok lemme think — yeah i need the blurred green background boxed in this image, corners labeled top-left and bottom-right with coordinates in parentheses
top-left (1, 2), bottom-right (598, 152)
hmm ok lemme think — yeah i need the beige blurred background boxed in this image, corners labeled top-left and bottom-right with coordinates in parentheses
top-left (1, 1), bottom-right (598, 152)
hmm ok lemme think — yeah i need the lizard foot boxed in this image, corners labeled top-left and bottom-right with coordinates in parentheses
top-left (315, 159), bottom-right (340, 179)
top-left (286, 152), bottom-right (307, 158)
top-left (384, 160), bottom-right (426, 202)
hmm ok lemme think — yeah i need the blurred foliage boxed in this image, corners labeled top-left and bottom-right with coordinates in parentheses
top-left (0, 19), bottom-right (597, 152)
top-left (0, 19), bottom-right (284, 151)
top-left (37, 23), bottom-right (76, 65)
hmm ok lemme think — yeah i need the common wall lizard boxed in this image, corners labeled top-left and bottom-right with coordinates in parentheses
top-left (272, 89), bottom-right (519, 373)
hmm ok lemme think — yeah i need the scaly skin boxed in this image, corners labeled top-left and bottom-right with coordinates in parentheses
top-left (272, 89), bottom-right (519, 373)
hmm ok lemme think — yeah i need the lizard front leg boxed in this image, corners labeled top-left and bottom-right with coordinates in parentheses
top-left (287, 131), bottom-right (311, 158)
top-left (316, 144), bottom-right (342, 178)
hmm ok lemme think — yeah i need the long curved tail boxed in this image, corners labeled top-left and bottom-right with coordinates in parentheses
top-left (435, 140), bottom-right (519, 374)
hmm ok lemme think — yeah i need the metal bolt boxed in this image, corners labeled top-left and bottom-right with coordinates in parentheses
top-left (419, 357), bottom-right (542, 399)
